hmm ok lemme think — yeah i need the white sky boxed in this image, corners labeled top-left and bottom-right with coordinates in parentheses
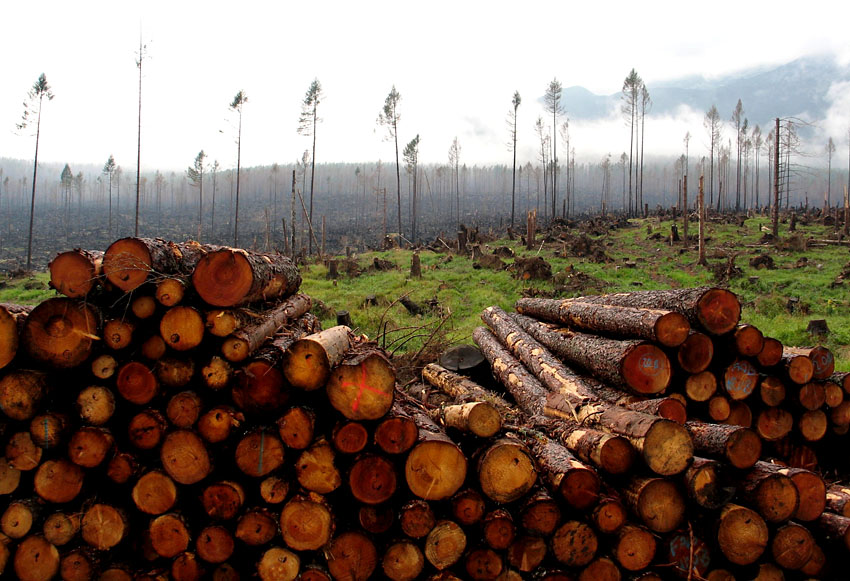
top-left (2, 0), bottom-right (848, 173)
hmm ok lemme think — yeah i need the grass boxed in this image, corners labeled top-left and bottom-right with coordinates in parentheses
top-left (3, 217), bottom-right (849, 369)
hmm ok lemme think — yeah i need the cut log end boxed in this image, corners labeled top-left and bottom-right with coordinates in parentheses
top-left (192, 250), bottom-right (254, 307)
top-left (622, 343), bottom-right (672, 394)
top-left (406, 440), bottom-right (468, 501)
top-left (326, 352), bottom-right (396, 421)
top-left (103, 238), bottom-right (152, 291)
top-left (678, 332), bottom-right (714, 374)
top-left (49, 250), bottom-right (101, 298)
top-left (717, 504), bottom-right (768, 566)
top-left (697, 288), bottom-right (741, 335)
top-left (655, 311), bottom-right (691, 347)
top-left (643, 419), bottom-right (693, 476)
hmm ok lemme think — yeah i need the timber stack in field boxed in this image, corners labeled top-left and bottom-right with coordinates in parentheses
top-left (427, 285), bottom-right (850, 579)
top-left (3, 241), bottom-right (850, 580)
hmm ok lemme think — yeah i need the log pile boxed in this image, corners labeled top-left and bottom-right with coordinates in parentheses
top-left (5, 242), bottom-right (850, 580)
top-left (438, 286), bottom-right (850, 579)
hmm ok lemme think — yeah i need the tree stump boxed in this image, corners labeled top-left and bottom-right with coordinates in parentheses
top-left (806, 319), bottom-right (829, 337)
top-left (411, 252), bottom-right (421, 278)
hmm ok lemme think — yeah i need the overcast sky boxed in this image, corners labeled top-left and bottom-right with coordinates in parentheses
top-left (2, 0), bottom-right (848, 173)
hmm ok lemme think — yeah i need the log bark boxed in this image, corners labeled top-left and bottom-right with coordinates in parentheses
top-left (422, 362), bottom-right (517, 422)
top-left (192, 247), bottom-right (301, 307)
top-left (433, 402), bottom-right (502, 438)
top-left (826, 483), bottom-right (850, 517)
top-left (48, 249), bottom-right (103, 298)
top-left (685, 420), bottom-right (761, 469)
top-left (573, 286), bottom-right (741, 335)
top-left (221, 293), bottom-right (312, 362)
top-left (509, 311), bottom-right (672, 395)
top-left (22, 298), bottom-right (99, 368)
top-left (515, 297), bottom-right (691, 347)
top-left (815, 511), bottom-right (850, 551)
top-left (786, 345), bottom-right (835, 380)
top-left (283, 325), bottom-right (352, 391)
top-left (684, 456), bottom-right (735, 509)
top-left (480, 307), bottom-right (690, 475)
top-left (740, 462), bottom-right (800, 523)
top-left (103, 238), bottom-right (203, 293)
top-left (526, 437), bottom-right (599, 510)
top-left (782, 350), bottom-right (815, 385)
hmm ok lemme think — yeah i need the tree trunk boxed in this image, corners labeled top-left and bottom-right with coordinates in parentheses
top-left (192, 246), bottom-right (301, 307)
top-left (572, 286), bottom-right (741, 335)
top-left (685, 420), bottom-right (761, 469)
top-left (221, 293), bottom-right (312, 362)
top-left (508, 311), bottom-right (672, 395)
top-left (515, 298), bottom-right (690, 347)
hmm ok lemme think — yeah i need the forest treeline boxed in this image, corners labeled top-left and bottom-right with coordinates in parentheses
top-left (4, 71), bottom-right (848, 271)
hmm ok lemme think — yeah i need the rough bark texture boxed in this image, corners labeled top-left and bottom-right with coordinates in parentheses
top-left (510, 311), bottom-right (672, 395)
top-left (516, 297), bottom-right (690, 347)
top-left (573, 286), bottom-right (741, 335)
top-left (221, 293), bottom-right (312, 362)
top-left (192, 246), bottom-right (301, 307)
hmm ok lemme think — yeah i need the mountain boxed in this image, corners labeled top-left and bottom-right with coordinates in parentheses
top-left (563, 55), bottom-right (849, 125)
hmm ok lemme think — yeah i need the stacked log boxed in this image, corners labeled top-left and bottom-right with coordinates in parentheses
top-left (6, 248), bottom-right (850, 580)
top-left (444, 286), bottom-right (849, 579)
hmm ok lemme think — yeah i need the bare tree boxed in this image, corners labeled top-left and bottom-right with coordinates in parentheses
top-left (403, 134), bottom-right (420, 241)
top-left (134, 36), bottom-right (149, 237)
top-left (638, 83), bottom-right (651, 213)
top-left (102, 155), bottom-right (117, 236)
top-left (704, 105), bottom-right (721, 210)
top-left (622, 69), bottom-right (642, 216)
top-left (507, 91), bottom-right (521, 228)
top-left (534, 117), bottom-right (549, 220)
top-left (187, 150), bottom-right (206, 240)
top-left (826, 137), bottom-right (836, 211)
top-left (17, 73), bottom-right (54, 271)
top-left (544, 78), bottom-right (564, 220)
top-left (731, 99), bottom-right (744, 211)
top-left (448, 137), bottom-right (461, 227)
top-left (559, 120), bottom-right (571, 217)
top-left (752, 126), bottom-right (762, 209)
top-left (229, 90), bottom-right (247, 247)
top-left (619, 152), bottom-right (627, 212)
top-left (297, 79), bottom-right (323, 254)
top-left (377, 86), bottom-right (402, 237)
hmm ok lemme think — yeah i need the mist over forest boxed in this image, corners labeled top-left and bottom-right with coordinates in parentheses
top-left (2, 55), bottom-right (849, 271)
